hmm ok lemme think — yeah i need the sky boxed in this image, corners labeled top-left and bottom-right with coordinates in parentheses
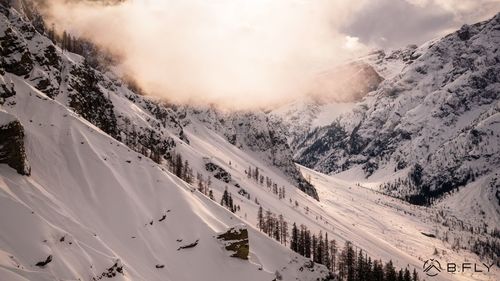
top-left (342, 0), bottom-right (500, 48)
top-left (42, 0), bottom-right (500, 108)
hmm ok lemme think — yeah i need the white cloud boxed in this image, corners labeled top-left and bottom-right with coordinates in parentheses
top-left (43, 0), bottom-right (370, 108)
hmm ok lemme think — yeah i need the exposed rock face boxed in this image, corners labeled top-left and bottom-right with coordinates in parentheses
top-left (217, 225), bottom-right (249, 260)
top-left (68, 62), bottom-right (119, 138)
top-left (179, 106), bottom-right (319, 200)
top-left (0, 74), bottom-right (15, 103)
top-left (205, 162), bottom-right (231, 183)
top-left (0, 4), bottom-right (180, 166)
top-left (0, 111), bottom-right (30, 175)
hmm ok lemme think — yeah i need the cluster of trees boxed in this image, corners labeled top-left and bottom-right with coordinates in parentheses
top-left (257, 209), bottom-right (420, 281)
top-left (166, 152), bottom-right (193, 184)
top-left (220, 188), bottom-right (239, 213)
top-left (196, 172), bottom-right (215, 200)
top-left (246, 166), bottom-right (260, 181)
top-left (119, 118), bottom-right (175, 164)
top-left (471, 238), bottom-right (500, 267)
top-left (246, 166), bottom-right (286, 199)
top-left (335, 242), bottom-right (419, 281)
top-left (290, 223), bottom-right (333, 268)
top-left (257, 207), bottom-right (288, 245)
top-left (432, 209), bottom-right (499, 264)
top-left (47, 27), bottom-right (82, 54)
top-left (380, 164), bottom-right (479, 206)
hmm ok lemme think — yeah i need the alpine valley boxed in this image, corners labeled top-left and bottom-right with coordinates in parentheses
top-left (0, 1), bottom-right (498, 281)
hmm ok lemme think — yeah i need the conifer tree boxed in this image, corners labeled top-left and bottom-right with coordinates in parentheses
top-left (257, 206), bottom-right (264, 231)
top-left (291, 223), bottom-right (298, 252)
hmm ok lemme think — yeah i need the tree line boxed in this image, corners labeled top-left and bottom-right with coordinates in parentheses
top-left (257, 208), bottom-right (420, 281)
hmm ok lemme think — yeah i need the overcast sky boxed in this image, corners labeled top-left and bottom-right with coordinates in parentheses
top-left (341, 0), bottom-right (500, 48)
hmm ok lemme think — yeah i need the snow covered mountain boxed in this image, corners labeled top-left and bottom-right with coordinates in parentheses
top-left (271, 62), bottom-right (383, 152)
top-left (0, 4), bottom-right (330, 281)
top-left (292, 13), bottom-right (500, 207)
top-left (0, 1), bottom-right (499, 281)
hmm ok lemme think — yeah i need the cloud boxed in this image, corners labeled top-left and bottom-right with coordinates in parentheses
top-left (42, 0), bottom-right (499, 108)
top-left (342, 0), bottom-right (500, 48)
top-left (42, 0), bottom-right (370, 109)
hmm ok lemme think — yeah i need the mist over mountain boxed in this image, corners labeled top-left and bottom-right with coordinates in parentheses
top-left (0, 1), bottom-right (499, 281)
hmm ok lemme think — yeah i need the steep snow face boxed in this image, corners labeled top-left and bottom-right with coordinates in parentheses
top-left (1, 3), bottom-right (498, 281)
top-left (271, 62), bottom-right (383, 151)
top-left (0, 5), bottom-right (330, 280)
top-left (271, 98), bottom-right (356, 152)
top-left (295, 13), bottom-right (500, 204)
top-left (176, 105), bottom-right (319, 200)
top-left (0, 73), bottom-right (330, 281)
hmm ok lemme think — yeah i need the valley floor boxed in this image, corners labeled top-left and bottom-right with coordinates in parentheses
top-left (299, 165), bottom-right (499, 281)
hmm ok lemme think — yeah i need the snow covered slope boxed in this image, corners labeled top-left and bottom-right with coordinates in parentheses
top-left (295, 13), bottom-right (500, 206)
top-left (0, 5), bottom-right (329, 280)
top-left (0, 2), bottom-right (498, 281)
top-left (271, 62), bottom-right (383, 151)
top-left (0, 73), bottom-right (330, 281)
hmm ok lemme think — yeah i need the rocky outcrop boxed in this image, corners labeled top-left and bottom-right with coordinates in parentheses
top-left (0, 74), bottom-right (15, 103)
top-left (0, 111), bottom-right (30, 175)
top-left (68, 62), bottom-right (119, 138)
top-left (205, 162), bottom-right (231, 183)
top-left (217, 225), bottom-right (249, 260)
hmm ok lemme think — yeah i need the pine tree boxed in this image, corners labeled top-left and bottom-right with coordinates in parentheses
top-left (317, 231), bottom-right (324, 264)
top-left (366, 256), bottom-right (373, 281)
top-left (273, 215), bottom-right (280, 241)
top-left (221, 189), bottom-right (229, 207)
top-left (299, 225), bottom-right (306, 256)
top-left (62, 30), bottom-right (68, 50)
top-left (330, 239), bottom-right (337, 272)
top-left (355, 249), bottom-right (364, 281)
top-left (312, 234), bottom-right (317, 261)
top-left (384, 260), bottom-right (397, 281)
top-left (257, 206), bottom-right (264, 231)
top-left (265, 209), bottom-right (272, 235)
top-left (323, 233), bottom-right (330, 269)
top-left (397, 269), bottom-right (404, 281)
top-left (345, 241), bottom-right (356, 281)
top-left (403, 268), bottom-right (411, 281)
top-left (228, 193), bottom-right (234, 212)
top-left (291, 223), bottom-right (298, 253)
top-left (174, 153), bottom-right (183, 178)
top-left (412, 268), bottom-right (419, 281)
top-left (373, 260), bottom-right (384, 281)
top-left (304, 229), bottom-right (311, 258)
top-left (281, 220), bottom-right (288, 246)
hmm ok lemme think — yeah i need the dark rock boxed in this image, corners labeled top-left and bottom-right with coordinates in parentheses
top-left (177, 239), bottom-right (199, 250)
top-left (217, 226), bottom-right (249, 260)
top-left (0, 114), bottom-right (30, 175)
top-left (457, 25), bottom-right (471, 41)
top-left (35, 255), bottom-right (52, 267)
top-left (205, 162), bottom-right (231, 183)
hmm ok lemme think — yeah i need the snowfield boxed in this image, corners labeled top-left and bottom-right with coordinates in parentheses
top-left (0, 74), bottom-right (329, 281)
top-left (0, 3), bottom-right (498, 281)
